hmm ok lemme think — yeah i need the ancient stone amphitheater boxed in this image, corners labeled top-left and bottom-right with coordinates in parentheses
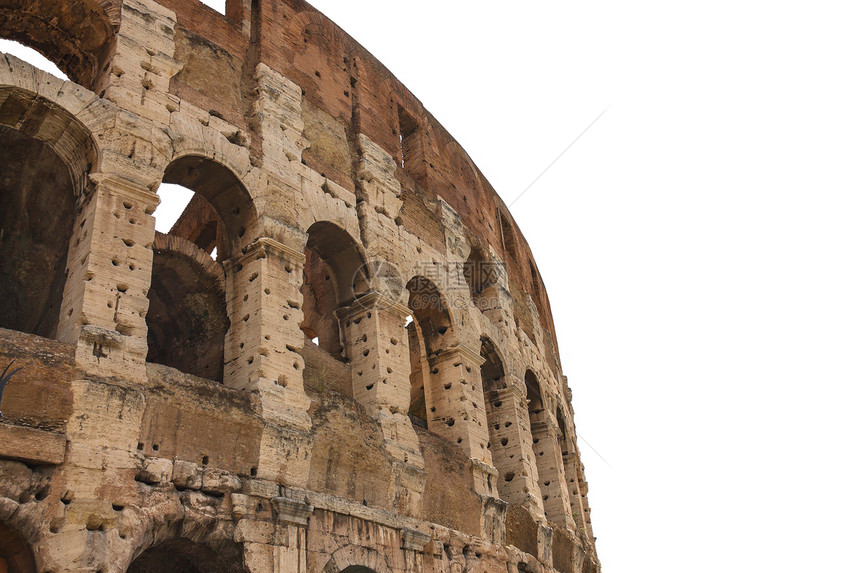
top-left (0, 0), bottom-right (599, 571)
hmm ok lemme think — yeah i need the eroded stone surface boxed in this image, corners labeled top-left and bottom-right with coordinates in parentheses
top-left (0, 0), bottom-right (599, 571)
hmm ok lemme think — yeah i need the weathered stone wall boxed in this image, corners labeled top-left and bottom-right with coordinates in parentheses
top-left (0, 0), bottom-right (598, 571)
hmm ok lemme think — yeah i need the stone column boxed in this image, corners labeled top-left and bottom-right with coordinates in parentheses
top-left (104, 0), bottom-right (183, 124)
top-left (58, 174), bottom-right (159, 384)
top-left (336, 293), bottom-right (422, 467)
top-left (223, 238), bottom-right (312, 486)
top-left (485, 384), bottom-right (544, 517)
top-left (425, 345), bottom-right (496, 496)
top-left (531, 418), bottom-right (576, 531)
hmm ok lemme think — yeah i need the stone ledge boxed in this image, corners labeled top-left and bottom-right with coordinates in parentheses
top-left (0, 422), bottom-right (66, 465)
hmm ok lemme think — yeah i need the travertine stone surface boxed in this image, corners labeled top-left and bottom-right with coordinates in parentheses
top-left (0, 0), bottom-right (599, 571)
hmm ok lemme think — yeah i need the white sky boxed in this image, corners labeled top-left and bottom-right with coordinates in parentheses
top-left (6, 1), bottom-right (860, 570)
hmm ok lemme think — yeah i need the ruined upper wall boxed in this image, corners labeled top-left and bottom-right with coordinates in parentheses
top-left (150, 0), bottom-right (560, 354)
top-left (0, 0), bottom-right (598, 569)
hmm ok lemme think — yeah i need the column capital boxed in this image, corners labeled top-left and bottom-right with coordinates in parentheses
top-left (334, 291), bottom-right (411, 322)
top-left (272, 497), bottom-right (314, 526)
top-left (90, 173), bottom-right (159, 208)
top-left (429, 344), bottom-right (484, 369)
top-left (236, 237), bottom-right (306, 267)
top-left (401, 527), bottom-right (431, 552)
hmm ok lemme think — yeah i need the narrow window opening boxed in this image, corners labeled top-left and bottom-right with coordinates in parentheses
top-left (397, 104), bottom-right (425, 180)
top-left (498, 210), bottom-right (519, 263)
top-left (529, 259), bottom-right (541, 298)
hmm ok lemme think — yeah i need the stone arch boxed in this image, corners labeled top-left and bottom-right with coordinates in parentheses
top-left (160, 155), bottom-right (257, 260)
top-left (481, 337), bottom-right (507, 393)
top-left (0, 520), bottom-right (36, 573)
top-left (463, 245), bottom-right (502, 312)
top-left (300, 221), bottom-right (368, 394)
top-left (321, 545), bottom-right (392, 573)
top-left (126, 537), bottom-right (244, 573)
top-left (525, 369), bottom-right (572, 526)
top-left (147, 155), bottom-right (256, 383)
top-left (0, 0), bottom-right (117, 92)
top-left (146, 232), bottom-right (229, 382)
top-left (481, 336), bottom-right (514, 498)
top-left (0, 86), bottom-right (98, 339)
top-left (405, 276), bottom-right (455, 426)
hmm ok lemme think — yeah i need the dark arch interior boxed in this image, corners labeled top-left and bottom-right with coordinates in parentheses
top-left (146, 157), bottom-right (256, 382)
top-left (405, 276), bottom-right (454, 425)
top-left (406, 276), bottom-right (453, 357)
top-left (162, 156), bottom-right (256, 259)
top-left (0, 125), bottom-right (76, 339)
top-left (300, 222), bottom-right (366, 395)
top-left (127, 538), bottom-right (243, 573)
top-left (525, 370), bottom-right (543, 420)
top-left (341, 567), bottom-right (376, 573)
top-left (463, 246), bottom-right (498, 309)
top-left (480, 337), bottom-right (506, 393)
top-left (0, 521), bottom-right (36, 573)
top-left (146, 233), bottom-right (228, 382)
top-left (0, 0), bottom-right (116, 91)
top-left (305, 222), bottom-right (367, 303)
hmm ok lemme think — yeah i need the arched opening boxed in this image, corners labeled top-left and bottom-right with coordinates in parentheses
top-left (463, 246), bottom-right (499, 312)
top-left (0, 88), bottom-right (96, 340)
top-left (0, 39), bottom-right (69, 80)
top-left (481, 336), bottom-right (516, 499)
top-left (0, 0), bottom-right (116, 91)
top-left (146, 233), bottom-right (228, 381)
top-left (0, 521), bottom-right (36, 573)
top-left (147, 157), bottom-right (256, 382)
top-left (405, 276), bottom-right (454, 427)
top-left (525, 369), bottom-right (544, 453)
top-left (127, 538), bottom-right (243, 573)
top-left (300, 221), bottom-right (366, 395)
top-left (526, 369), bottom-right (568, 524)
top-left (556, 406), bottom-right (569, 455)
top-left (340, 567), bottom-right (376, 573)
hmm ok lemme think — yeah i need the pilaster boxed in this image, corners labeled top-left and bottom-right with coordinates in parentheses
top-left (335, 293), bottom-right (424, 472)
top-left (58, 174), bottom-right (158, 384)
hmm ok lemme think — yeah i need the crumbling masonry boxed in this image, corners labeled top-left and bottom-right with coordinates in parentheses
top-left (0, 0), bottom-right (599, 571)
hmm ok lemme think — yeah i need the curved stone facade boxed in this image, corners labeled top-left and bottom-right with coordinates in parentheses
top-left (0, 0), bottom-right (599, 571)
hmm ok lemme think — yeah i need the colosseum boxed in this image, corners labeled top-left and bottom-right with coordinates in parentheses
top-left (0, 0), bottom-right (599, 571)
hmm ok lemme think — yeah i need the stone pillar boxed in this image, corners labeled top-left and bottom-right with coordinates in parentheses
top-left (425, 346), bottom-right (496, 496)
top-left (252, 64), bottom-right (308, 179)
top-left (336, 293), bottom-right (423, 468)
top-left (104, 0), bottom-right (183, 124)
top-left (531, 418), bottom-right (576, 531)
top-left (58, 174), bottom-right (158, 384)
top-left (485, 385), bottom-right (544, 517)
top-left (240, 497), bottom-right (313, 573)
top-left (223, 238), bottom-right (312, 486)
